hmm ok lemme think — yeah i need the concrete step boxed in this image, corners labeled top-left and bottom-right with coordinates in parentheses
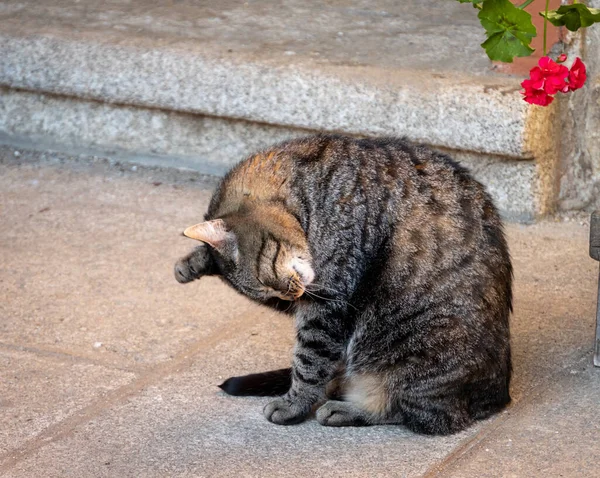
top-left (0, 0), bottom-right (559, 222)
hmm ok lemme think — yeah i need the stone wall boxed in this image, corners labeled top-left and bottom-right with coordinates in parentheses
top-left (558, 0), bottom-right (600, 211)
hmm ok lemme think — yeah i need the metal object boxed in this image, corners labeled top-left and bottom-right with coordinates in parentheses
top-left (590, 212), bottom-right (600, 367)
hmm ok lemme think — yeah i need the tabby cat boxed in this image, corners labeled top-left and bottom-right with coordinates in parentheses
top-left (174, 135), bottom-right (512, 435)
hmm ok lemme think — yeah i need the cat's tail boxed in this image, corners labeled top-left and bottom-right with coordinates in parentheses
top-left (218, 368), bottom-right (292, 396)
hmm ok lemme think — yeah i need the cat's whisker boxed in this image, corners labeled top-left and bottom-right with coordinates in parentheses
top-left (305, 282), bottom-right (345, 295)
top-left (283, 301), bottom-right (295, 314)
top-left (298, 284), bottom-right (358, 311)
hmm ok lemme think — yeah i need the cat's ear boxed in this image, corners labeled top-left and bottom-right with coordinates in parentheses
top-left (183, 219), bottom-right (235, 250)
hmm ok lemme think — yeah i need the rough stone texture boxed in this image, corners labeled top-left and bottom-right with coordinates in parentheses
top-left (0, 87), bottom-right (537, 221)
top-left (0, 86), bottom-right (306, 176)
top-left (0, 0), bottom-right (533, 159)
top-left (0, 347), bottom-right (136, 455)
top-left (0, 147), bottom-right (599, 477)
top-left (523, 101), bottom-right (561, 216)
top-left (0, 0), bottom-right (568, 218)
top-left (0, 0), bottom-right (492, 75)
top-left (441, 360), bottom-right (600, 478)
top-left (557, 0), bottom-right (600, 212)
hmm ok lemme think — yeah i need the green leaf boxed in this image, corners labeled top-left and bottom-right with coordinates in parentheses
top-left (481, 32), bottom-right (534, 62)
top-left (540, 4), bottom-right (600, 32)
top-left (478, 0), bottom-right (536, 62)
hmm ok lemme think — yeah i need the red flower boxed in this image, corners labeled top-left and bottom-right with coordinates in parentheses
top-left (557, 53), bottom-right (567, 63)
top-left (567, 57), bottom-right (586, 91)
top-left (521, 56), bottom-right (587, 106)
top-left (521, 86), bottom-right (554, 106)
top-left (537, 57), bottom-right (569, 94)
top-left (521, 56), bottom-right (569, 105)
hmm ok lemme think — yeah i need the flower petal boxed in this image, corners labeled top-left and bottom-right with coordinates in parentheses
top-left (567, 57), bottom-right (587, 91)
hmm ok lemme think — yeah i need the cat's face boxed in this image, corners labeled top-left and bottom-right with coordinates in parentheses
top-left (183, 206), bottom-right (314, 304)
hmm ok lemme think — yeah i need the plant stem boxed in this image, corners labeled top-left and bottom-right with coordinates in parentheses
top-left (543, 0), bottom-right (550, 56)
top-left (518, 0), bottom-right (536, 9)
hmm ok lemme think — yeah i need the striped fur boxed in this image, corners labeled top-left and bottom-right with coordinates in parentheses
top-left (175, 135), bottom-right (512, 435)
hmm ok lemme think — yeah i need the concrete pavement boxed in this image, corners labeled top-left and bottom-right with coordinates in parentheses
top-left (0, 147), bottom-right (598, 477)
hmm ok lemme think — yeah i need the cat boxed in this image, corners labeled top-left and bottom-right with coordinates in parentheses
top-left (174, 134), bottom-right (512, 435)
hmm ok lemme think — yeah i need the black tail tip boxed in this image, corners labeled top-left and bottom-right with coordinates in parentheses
top-left (218, 377), bottom-right (244, 396)
top-left (216, 368), bottom-right (292, 397)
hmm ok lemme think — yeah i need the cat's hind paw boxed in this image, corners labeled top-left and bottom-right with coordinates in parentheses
top-left (263, 398), bottom-right (309, 425)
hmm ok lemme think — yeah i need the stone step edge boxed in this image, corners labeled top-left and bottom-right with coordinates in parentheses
top-left (0, 32), bottom-right (550, 160)
top-left (0, 85), bottom-right (539, 223)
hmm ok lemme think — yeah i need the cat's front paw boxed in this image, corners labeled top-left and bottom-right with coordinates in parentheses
top-left (174, 246), bottom-right (213, 284)
top-left (174, 258), bottom-right (194, 283)
top-left (263, 398), bottom-right (309, 425)
top-left (174, 255), bottom-right (204, 283)
top-left (316, 400), bottom-right (370, 427)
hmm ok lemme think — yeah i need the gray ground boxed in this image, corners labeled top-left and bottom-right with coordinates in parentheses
top-left (1, 147), bottom-right (599, 477)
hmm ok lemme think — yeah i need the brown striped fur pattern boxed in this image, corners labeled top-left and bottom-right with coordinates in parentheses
top-left (174, 135), bottom-right (512, 435)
